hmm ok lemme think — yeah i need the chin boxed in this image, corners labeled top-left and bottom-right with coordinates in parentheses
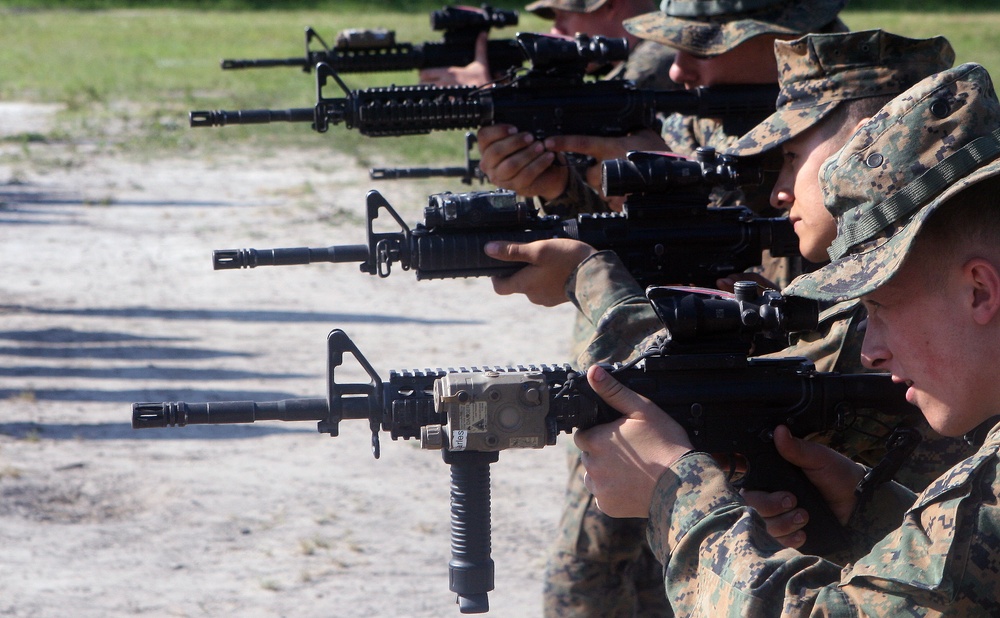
top-left (800, 244), bottom-right (828, 264)
top-left (925, 409), bottom-right (987, 438)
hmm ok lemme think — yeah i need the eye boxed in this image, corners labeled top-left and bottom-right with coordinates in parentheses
top-left (862, 299), bottom-right (882, 316)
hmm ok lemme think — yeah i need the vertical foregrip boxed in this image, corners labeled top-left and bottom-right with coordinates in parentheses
top-left (446, 451), bottom-right (498, 614)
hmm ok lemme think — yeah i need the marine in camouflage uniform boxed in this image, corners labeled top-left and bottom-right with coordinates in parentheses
top-left (729, 31), bottom-right (975, 502)
top-left (558, 0), bottom-right (850, 361)
top-left (640, 61), bottom-right (1000, 615)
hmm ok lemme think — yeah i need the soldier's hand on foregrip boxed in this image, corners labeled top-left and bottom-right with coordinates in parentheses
top-left (485, 239), bottom-right (595, 307)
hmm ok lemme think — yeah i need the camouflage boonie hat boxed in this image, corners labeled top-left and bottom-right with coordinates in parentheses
top-left (525, 0), bottom-right (609, 19)
top-left (624, 0), bottom-right (846, 58)
top-left (729, 30), bottom-right (955, 157)
top-left (785, 63), bottom-right (1000, 301)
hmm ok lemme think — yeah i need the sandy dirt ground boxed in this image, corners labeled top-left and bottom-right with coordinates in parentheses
top-left (0, 102), bottom-right (580, 617)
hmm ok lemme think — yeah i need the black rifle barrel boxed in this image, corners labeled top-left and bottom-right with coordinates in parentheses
top-left (221, 58), bottom-right (309, 70)
top-left (370, 166), bottom-right (473, 180)
top-left (213, 245), bottom-right (370, 270)
top-left (652, 83), bottom-right (779, 118)
top-left (131, 398), bottom-right (331, 428)
top-left (189, 108), bottom-right (315, 127)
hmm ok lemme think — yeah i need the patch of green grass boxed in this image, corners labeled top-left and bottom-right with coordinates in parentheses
top-left (849, 0), bottom-right (998, 11)
top-left (0, 8), bottom-right (544, 161)
top-left (2, 7), bottom-right (999, 167)
top-left (844, 11), bottom-right (1000, 78)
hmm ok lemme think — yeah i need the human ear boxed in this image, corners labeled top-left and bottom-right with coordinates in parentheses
top-left (965, 257), bottom-right (1000, 325)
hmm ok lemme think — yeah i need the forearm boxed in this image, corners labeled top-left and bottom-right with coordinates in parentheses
top-left (565, 251), bottom-right (662, 366)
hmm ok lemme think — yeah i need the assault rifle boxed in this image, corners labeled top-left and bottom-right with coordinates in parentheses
top-left (190, 32), bottom-right (779, 140)
top-left (212, 149), bottom-right (799, 287)
top-left (132, 285), bottom-right (922, 613)
top-left (220, 5), bottom-right (525, 75)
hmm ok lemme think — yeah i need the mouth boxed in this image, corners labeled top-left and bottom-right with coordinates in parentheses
top-left (892, 375), bottom-right (916, 403)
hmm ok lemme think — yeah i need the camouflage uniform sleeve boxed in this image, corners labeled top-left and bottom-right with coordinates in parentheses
top-left (646, 423), bottom-right (1000, 615)
top-left (646, 452), bottom-right (848, 615)
top-left (659, 112), bottom-right (701, 158)
top-left (840, 472), bottom-right (916, 561)
top-left (564, 251), bottom-right (662, 367)
top-left (537, 165), bottom-right (610, 217)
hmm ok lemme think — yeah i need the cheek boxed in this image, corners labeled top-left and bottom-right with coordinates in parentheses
top-left (900, 315), bottom-right (955, 394)
top-left (561, 16), bottom-right (587, 36)
top-left (813, 218), bottom-right (838, 257)
top-left (692, 62), bottom-right (718, 87)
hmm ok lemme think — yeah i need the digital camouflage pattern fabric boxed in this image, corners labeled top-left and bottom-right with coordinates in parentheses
top-left (647, 427), bottom-right (1000, 615)
top-left (525, 0), bottom-right (610, 19)
top-left (543, 446), bottom-right (669, 617)
top-left (787, 63), bottom-right (1000, 301)
top-left (731, 30), bottom-right (955, 157)
top-left (624, 0), bottom-right (845, 57)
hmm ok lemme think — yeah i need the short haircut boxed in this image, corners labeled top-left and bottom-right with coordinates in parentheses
top-left (816, 95), bottom-right (898, 143)
top-left (910, 174), bottom-right (1000, 278)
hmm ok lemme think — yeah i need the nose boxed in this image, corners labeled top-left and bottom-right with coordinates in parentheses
top-left (860, 319), bottom-right (890, 370)
top-left (668, 51), bottom-right (700, 88)
top-left (770, 169), bottom-right (794, 211)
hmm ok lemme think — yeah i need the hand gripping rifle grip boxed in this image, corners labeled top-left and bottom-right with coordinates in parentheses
top-left (743, 447), bottom-right (849, 556)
